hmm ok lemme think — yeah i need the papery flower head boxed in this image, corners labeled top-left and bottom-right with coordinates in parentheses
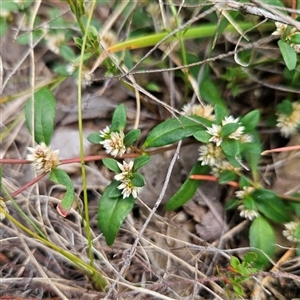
top-left (235, 186), bottom-right (255, 200)
top-left (117, 179), bottom-right (143, 199)
top-left (100, 129), bottom-right (126, 157)
top-left (282, 221), bottom-right (300, 243)
top-left (276, 102), bottom-right (300, 137)
top-left (182, 103), bottom-right (215, 121)
top-left (238, 204), bottom-right (259, 221)
top-left (272, 22), bottom-right (287, 36)
top-left (198, 143), bottom-right (224, 166)
top-left (211, 160), bottom-right (241, 177)
top-left (114, 160), bottom-right (134, 181)
top-left (27, 142), bottom-right (59, 172)
top-left (206, 124), bottom-right (223, 146)
top-left (45, 32), bottom-right (65, 54)
top-left (0, 198), bottom-right (9, 221)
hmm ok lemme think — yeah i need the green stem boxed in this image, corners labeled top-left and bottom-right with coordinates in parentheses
top-left (1, 209), bottom-right (106, 290)
top-left (107, 22), bottom-right (275, 53)
top-left (77, 0), bottom-right (96, 268)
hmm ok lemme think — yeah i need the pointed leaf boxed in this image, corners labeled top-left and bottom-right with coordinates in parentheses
top-left (221, 139), bottom-right (240, 157)
top-left (133, 155), bottom-right (151, 171)
top-left (193, 130), bottom-right (211, 143)
top-left (252, 189), bottom-right (291, 223)
top-left (50, 169), bottom-right (75, 217)
top-left (215, 105), bottom-right (228, 124)
top-left (131, 173), bottom-right (145, 187)
top-left (240, 110), bottom-right (260, 132)
top-left (25, 87), bottom-right (56, 145)
top-left (98, 180), bottom-right (135, 246)
top-left (102, 158), bottom-right (120, 173)
top-left (124, 129), bottom-right (141, 147)
top-left (143, 116), bottom-right (208, 148)
top-left (221, 123), bottom-right (240, 137)
top-left (111, 104), bottom-right (127, 132)
top-left (218, 170), bottom-right (237, 184)
top-left (166, 163), bottom-right (209, 210)
top-left (278, 40), bottom-right (297, 71)
top-left (249, 216), bottom-right (275, 269)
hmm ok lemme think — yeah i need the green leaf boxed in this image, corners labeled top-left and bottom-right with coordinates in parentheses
top-left (230, 256), bottom-right (240, 269)
top-left (25, 87), bottom-right (56, 145)
top-left (215, 105), bottom-right (228, 124)
top-left (199, 79), bottom-right (227, 108)
top-left (295, 224), bottom-right (300, 239)
top-left (111, 104), bottom-right (127, 132)
top-left (133, 155), bottom-right (151, 171)
top-left (193, 130), bottom-right (211, 143)
top-left (131, 173), bottom-right (145, 187)
top-left (243, 196), bottom-right (256, 210)
top-left (124, 129), bottom-right (141, 147)
top-left (87, 132), bottom-right (104, 144)
top-left (240, 110), bottom-right (260, 132)
top-left (243, 252), bottom-right (257, 266)
top-left (225, 198), bottom-right (239, 210)
top-left (278, 40), bottom-right (297, 71)
top-left (98, 180), bottom-right (135, 246)
top-left (109, 185), bottom-right (122, 198)
top-left (276, 99), bottom-right (293, 115)
top-left (50, 169), bottom-right (75, 217)
top-left (59, 44), bottom-right (76, 62)
top-left (102, 158), bottom-right (120, 173)
top-left (221, 139), bottom-right (240, 157)
top-left (289, 33), bottom-right (300, 44)
top-left (218, 170), bottom-right (237, 184)
top-left (143, 116), bottom-right (208, 148)
top-left (249, 216), bottom-right (275, 269)
top-left (0, 17), bottom-right (9, 37)
top-left (221, 123), bottom-right (240, 137)
top-left (252, 189), bottom-right (291, 223)
top-left (166, 163), bottom-right (209, 210)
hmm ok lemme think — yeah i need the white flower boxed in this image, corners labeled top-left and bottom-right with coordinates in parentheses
top-left (277, 102), bottom-right (300, 137)
top-left (45, 32), bottom-right (65, 54)
top-left (27, 143), bottom-right (59, 172)
top-left (272, 22), bottom-right (287, 36)
top-left (240, 134), bottom-right (253, 143)
top-left (211, 160), bottom-right (241, 177)
top-left (206, 124), bottom-right (222, 146)
top-left (222, 116), bottom-right (239, 125)
top-left (238, 205), bottom-right (259, 221)
top-left (117, 180), bottom-right (143, 199)
top-left (0, 199), bottom-right (9, 221)
top-left (114, 160), bottom-right (134, 181)
top-left (99, 126), bottom-right (111, 139)
top-left (282, 221), bottom-right (300, 243)
top-left (198, 143), bottom-right (224, 166)
top-left (235, 186), bottom-right (255, 200)
top-left (182, 103), bottom-right (215, 121)
top-left (100, 131), bottom-right (126, 157)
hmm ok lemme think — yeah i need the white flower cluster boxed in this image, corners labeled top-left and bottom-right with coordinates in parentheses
top-left (196, 114), bottom-right (252, 174)
top-left (27, 142), bottom-right (59, 173)
top-left (182, 103), bottom-right (215, 121)
top-left (45, 32), bottom-right (65, 54)
top-left (276, 102), bottom-right (300, 137)
top-left (272, 22), bottom-right (300, 53)
top-left (282, 221), bottom-right (300, 243)
top-left (114, 161), bottom-right (143, 199)
top-left (100, 126), bottom-right (126, 157)
top-left (236, 186), bottom-right (259, 221)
